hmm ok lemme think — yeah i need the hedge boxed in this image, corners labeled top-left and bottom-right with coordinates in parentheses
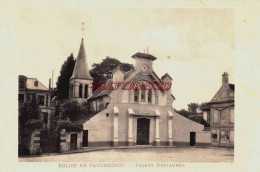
top-left (57, 120), bottom-right (83, 132)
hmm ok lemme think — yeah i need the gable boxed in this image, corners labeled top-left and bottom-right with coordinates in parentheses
top-left (125, 70), bottom-right (162, 83)
top-left (26, 78), bottom-right (48, 91)
top-left (211, 84), bottom-right (234, 102)
top-left (123, 69), bottom-right (168, 95)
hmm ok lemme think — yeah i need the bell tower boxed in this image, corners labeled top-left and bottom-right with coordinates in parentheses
top-left (131, 52), bottom-right (157, 73)
top-left (69, 38), bottom-right (93, 103)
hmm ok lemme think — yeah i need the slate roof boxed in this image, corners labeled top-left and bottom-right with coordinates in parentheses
top-left (26, 78), bottom-right (48, 91)
top-left (88, 79), bottom-right (114, 100)
top-left (131, 52), bottom-right (157, 61)
top-left (124, 68), bottom-right (136, 80)
top-left (70, 39), bottom-right (93, 80)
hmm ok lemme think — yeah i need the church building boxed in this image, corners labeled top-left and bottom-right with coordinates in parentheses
top-left (69, 38), bottom-right (210, 148)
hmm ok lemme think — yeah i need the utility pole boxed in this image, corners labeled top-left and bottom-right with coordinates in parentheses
top-left (52, 69), bottom-right (54, 89)
top-left (212, 104), bottom-right (234, 148)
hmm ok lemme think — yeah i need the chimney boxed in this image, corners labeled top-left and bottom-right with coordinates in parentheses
top-left (49, 78), bottom-right (51, 89)
top-left (222, 72), bottom-right (229, 86)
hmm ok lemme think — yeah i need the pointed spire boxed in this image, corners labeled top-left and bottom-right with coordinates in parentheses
top-left (70, 39), bottom-right (92, 80)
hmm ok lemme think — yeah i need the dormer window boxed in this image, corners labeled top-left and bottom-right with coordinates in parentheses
top-left (34, 81), bottom-right (38, 87)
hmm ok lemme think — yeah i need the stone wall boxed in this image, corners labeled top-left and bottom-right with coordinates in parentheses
top-left (60, 129), bottom-right (83, 153)
top-left (29, 129), bottom-right (41, 155)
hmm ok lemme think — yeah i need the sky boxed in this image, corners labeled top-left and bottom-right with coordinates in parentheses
top-left (17, 7), bottom-right (234, 110)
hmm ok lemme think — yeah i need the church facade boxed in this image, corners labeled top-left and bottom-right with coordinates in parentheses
top-left (69, 39), bottom-right (210, 148)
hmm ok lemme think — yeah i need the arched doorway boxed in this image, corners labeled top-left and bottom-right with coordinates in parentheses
top-left (137, 118), bottom-right (150, 145)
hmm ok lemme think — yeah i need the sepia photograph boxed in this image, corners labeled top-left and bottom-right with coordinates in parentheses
top-left (1, 0), bottom-right (260, 171)
top-left (17, 7), bottom-right (234, 162)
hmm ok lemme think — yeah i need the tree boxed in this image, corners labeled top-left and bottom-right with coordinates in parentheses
top-left (176, 109), bottom-right (190, 118)
top-left (187, 103), bottom-right (199, 113)
top-left (90, 56), bottom-right (133, 91)
top-left (199, 102), bottom-right (210, 111)
top-left (58, 100), bottom-right (92, 122)
top-left (56, 53), bottom-right (75, 100)
top-left (60, 100), bottom-right (83, 121)
top-left (19, 99), bottom-right (43, 155)
top-left (19, 99), bottom-right (41, 125)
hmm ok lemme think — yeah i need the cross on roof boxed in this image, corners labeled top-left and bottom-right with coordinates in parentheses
top-left (81, 22), bottom-right (85, 38)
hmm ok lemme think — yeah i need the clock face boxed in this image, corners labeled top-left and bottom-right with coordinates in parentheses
top-left (141, 64), bottom-right (149, 72)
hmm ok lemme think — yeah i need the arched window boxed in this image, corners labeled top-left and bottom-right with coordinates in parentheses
top-left (141, 85), bottom-right (146, 101)
top-left (134, 89), bottom-right (139, 102)
top-left (148, 90), bottom-right (152, 103)
top-left (84, 85), bottom-right (88, 98)
top-left (155, 91), bottom-right (158, 104)
top-left (79, 84), bottom-right (83, 98)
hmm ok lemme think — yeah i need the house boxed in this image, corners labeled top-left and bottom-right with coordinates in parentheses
top-left (18, 75), bottom-right (52, 130)
top-left (202, 72), bottom-right (235, 148)
top-left (66, 38), bottom-right (211, 150)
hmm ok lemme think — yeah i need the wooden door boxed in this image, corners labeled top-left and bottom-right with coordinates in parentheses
top-left (137, 118), bottom-right (150, 145)
top-left (190, 132), bottom-right (196, 146)
top-left (70, 134), bottom-right (77, 150)
top-left (82, 130), bottom-right (88, 147)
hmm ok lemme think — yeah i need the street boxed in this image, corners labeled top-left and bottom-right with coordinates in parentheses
top-left (19, 147), bottom-right (234, 162)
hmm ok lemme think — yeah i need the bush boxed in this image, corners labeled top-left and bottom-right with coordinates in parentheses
top-left (57, 120), bottom-right (83, 132)
top-left (59, 100), bottom-right (92, 122)
top-left (60, 100), bottom-right (82, 121)
top-left (18, 143), bottom-right (30, 156)
top-left (24, 119), bottom-right (43, 130)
